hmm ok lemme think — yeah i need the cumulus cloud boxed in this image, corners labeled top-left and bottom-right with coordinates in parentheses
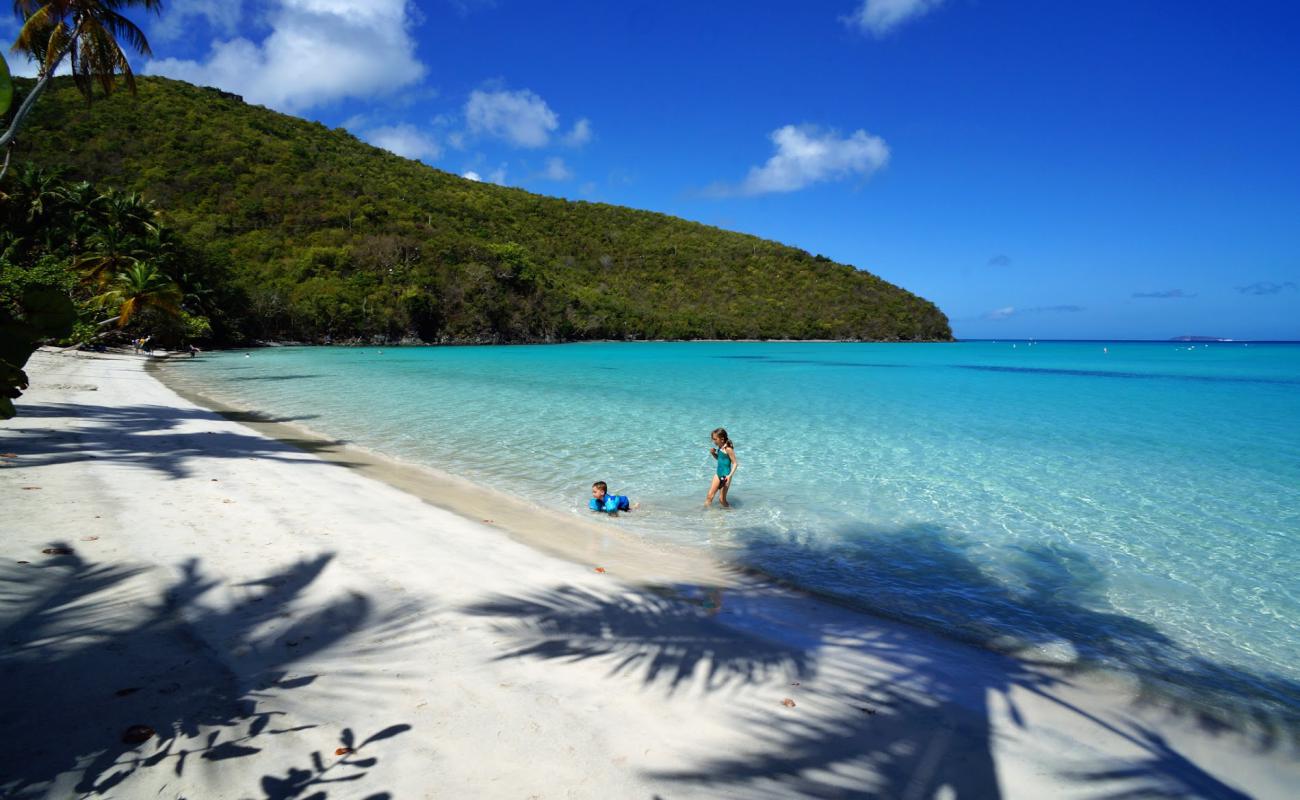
top-left (1236, 281), bottom-right (1297, 295)
top-left (465, 88), bottom-right (558, 148)
top-left (365, 124), bottom-right (440, 161)
top-left (1132, 289), bottom-right (1197, 299)
top-left (562, 118), bottom-right (593, 147)
top-left (983, 305), bottom-right (1084, 320)
top-left (987, 254), bottom-right (1012, 268)
top-left (844, 0), bottom-right (945, 38)
top-left (711, 124), bottom-right (890, 197)
top-left (146, 0), bottom-right (427, 113)
top-left (539, 157), bottom-right (573, 181)
top-left (462, 170), bottom-right (482, 182)
top-left (151, 0), bottom-right (246, 42)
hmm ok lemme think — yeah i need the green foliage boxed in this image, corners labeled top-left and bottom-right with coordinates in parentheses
top-left (180, 311), bottom-right (212, 341)
top-left (0, 53), bottom-right (11, 117)
top-left (0, 286), bottom-right (76, 418)
top-left (91, 261), bottom-right (183, 328)
top-left (1, 163), bottom-right (230, 385)
top-left (65, 319), bottom-right (99, 345)
top-left (10, 76), bottom-right (953, 343)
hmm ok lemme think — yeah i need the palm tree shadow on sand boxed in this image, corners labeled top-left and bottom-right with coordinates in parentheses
top-left (6, 401), bottom-right (344, 479)
top-left (462, 523), bottom-right (1297, 799)
top-left (0, 545), bottom-right (427, 799)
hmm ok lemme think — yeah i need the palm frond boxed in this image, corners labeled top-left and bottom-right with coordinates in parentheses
top-left (99, 9), bottom-right (151, 57)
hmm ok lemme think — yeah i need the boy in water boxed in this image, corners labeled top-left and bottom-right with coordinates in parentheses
top-left (589, 481), bottom-right (635, 513)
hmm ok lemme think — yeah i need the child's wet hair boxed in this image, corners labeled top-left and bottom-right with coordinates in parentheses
top-left (592, 480), bottom-right (608, 492)
top-left (711, 427), bottom-right (733, 448)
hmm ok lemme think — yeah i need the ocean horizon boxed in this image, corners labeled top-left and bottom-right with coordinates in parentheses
top-left (173, 340), bottom-right (1300, 717)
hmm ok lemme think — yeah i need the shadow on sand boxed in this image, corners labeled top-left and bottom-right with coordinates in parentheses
top-left (462, 526), bottom-right (1297, 799)
top-left (0, 547), bottom-right (425, 799)
top-left (4, 401), bottom-right (350, 479)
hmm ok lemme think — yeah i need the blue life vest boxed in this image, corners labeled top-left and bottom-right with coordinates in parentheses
top-left (589, 494), bottom-right (631, 512)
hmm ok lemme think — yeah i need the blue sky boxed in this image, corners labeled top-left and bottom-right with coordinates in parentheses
top-left (12, 1), bottom-right (1300, 339)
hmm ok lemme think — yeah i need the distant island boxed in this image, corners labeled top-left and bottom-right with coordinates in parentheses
top-left (12, 77), bottom-right (952, 345)
top-left (1169, 336), bottom-right (1233, 342)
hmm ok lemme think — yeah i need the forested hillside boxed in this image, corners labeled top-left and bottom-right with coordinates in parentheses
top-left (11, 77), bottom-right (951, 343)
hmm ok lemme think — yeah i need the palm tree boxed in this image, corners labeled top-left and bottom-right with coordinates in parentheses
top-left (76, 224), bottom-right (144, 287)
top-left (91, 261), bottom-right (181, 329)
top-left (75, 188), bottom-right (160, 285)
top-left (6, 162), bottom-right (64, 223)
top-left (1, 1), bottom-right (164, 180)
top-left (59, 178), bottom-right (105, 250)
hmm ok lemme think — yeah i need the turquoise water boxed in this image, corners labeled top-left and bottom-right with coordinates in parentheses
top-left (179, 342), bottom-right (1300, 713)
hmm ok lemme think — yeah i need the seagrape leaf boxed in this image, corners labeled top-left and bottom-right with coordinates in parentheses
top-left (21, 287), bottom-right (77, 337)
top-left (0, 54), bottom-right (11, 117)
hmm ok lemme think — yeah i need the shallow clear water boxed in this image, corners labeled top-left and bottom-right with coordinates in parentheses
top-left (178, 341), bottom-right (1300, 710)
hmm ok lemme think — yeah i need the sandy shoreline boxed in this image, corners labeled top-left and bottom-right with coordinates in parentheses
top-left (3, 349), bottom-right (1295, 798)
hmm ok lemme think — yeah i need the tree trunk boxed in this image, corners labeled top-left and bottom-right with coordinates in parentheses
top-left (0, 71), bottom-right (55, 151)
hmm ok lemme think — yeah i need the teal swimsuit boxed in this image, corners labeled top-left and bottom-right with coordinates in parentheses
top-left (716, 446), bottom-right (732, 480)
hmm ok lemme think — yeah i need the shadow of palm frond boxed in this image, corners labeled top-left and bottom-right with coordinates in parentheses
top-left (461, 583), bottom-right (813, 693)
top-left (2, 402), bottom-right (348, 478)
top-left (731, 524), bottom-right (1300, 745)
top-left (1061, 726), bottom-right (1252, 800)
top-left (643, 526), bottom-right (1290, 799)
top-left (0, 545), bottom-right (427, 798)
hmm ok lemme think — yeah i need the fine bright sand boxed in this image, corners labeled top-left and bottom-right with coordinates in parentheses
top-left (1, 349), bottom-right (1296, 798)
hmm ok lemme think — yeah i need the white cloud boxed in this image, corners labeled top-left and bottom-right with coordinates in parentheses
top-left (462, 170), bottom-right (482, 181)
top-left (539, 156), bottom-right (573, 181)
top-left (145, 0), bottom-right (427, 113)
top-left (845, 0), bottom-right (944, 37)
top-left (151, 0), bottom-right (246, 43)
top-left (486, 164), bottom-right (508, 184)
top-left (562, 117), bottom-right (593, 147)
top-left (983, 305), bottom-right (1084, 320)
top-left (714, 124), bottom-right (890, 196)
top-left (465, 88), bottom-right (558, 148)
top-left (366, 124), bottom-right (440, 161)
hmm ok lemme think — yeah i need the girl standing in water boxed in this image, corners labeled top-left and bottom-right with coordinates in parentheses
top-left (706, 427), bottom-right (738, 508)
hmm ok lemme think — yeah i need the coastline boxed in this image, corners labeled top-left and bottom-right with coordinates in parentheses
top-left (4, 348), bottom-right (1296, 798)
top-left (149, 356), bottom-right (734, 589)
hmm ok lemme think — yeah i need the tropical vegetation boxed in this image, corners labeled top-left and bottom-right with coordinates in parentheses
top-left (1, 0), bottom-right (162, 417)
top-left (9, 75), bottom-right (952, 345)
top-left (2, 0), bottom-right (162, 180)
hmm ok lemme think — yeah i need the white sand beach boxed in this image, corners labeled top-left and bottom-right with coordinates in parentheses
top-left (2, 348), bottom-right (1296, 799)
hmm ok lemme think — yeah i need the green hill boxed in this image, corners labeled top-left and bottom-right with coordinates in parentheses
top-left (12, 77), bottom-right (951, 343)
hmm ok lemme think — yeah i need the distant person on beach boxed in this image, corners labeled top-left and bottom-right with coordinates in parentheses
top-left (589, 481), bottom-right (635, 513)
top-left (705, 427), bottom-right (738, 508)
